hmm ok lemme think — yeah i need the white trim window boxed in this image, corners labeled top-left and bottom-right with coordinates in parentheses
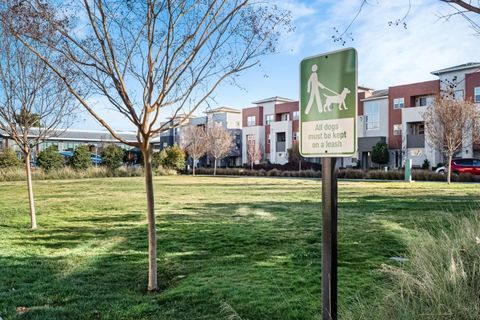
top-left (455, 89), bottom-right (464, 101)
top-left (393, 98), bottom-right (404, 109)
top-left (281, 113), bottom-right (290, 121)
top-left (247, 116), bottom-right (256, 127)
top-left (393, 124), bottom-right (402, 136)
top-left (475, 87), bottom-right (480, 103)
top-left (265, 114), bottom-right (274, 125)
top-left (267, 133), bottom-right (271, 144)
top-left (293, 132), bottom-right (299, 141)
top-left (293, 111), bottom-right (299, 120)
top-left (364, 102), bottom-right (379, 130)
top-left (415, 96), bottom-right (433, 107)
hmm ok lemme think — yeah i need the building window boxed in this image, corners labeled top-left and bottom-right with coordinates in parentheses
top-left (267, 134), bottom-right (271, 144)
top-left (364, 102), bottom-right (379, 130)
top-left (475, 87), bottom-right (480, 103)
top-left (455, 89), bottom-right (464, 101)
top-left (393, 124), bottom-right (402, 136)
top-left (293, 132), bottom-right (299, 141)
top-left (247, 116), bottom-right (256, 127)
top-left (415, 96), bottom-right (433, 107)
top-left (293, 111), bottom-right (299, 120)
top-left (265, 114), bottom-right (274, 125)
top-left (281, 113), bottom-right (290, 121)
top-left (393, 98), bottom-right (404, 109)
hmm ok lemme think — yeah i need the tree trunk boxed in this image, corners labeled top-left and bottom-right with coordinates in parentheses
top-left (447, 154), bottom-right (453, 185)
top-left (299, 160), bottom-right (301, 171)
top-left (214, 158), bottom-right (217, 176)
top-left (25, 151), bottom-right (37, 230)
top-left (192, 158), bottom-right (196, 175)
top-left (142, 144), bottom-right (157, 291)
top-left (250, 161), bottom-right (253, 170)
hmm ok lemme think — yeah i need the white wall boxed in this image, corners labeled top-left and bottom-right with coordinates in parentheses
top-left (242, 126), bottom-right (265, 164)
top-left (401, 106), bottom-right (441, 168)
top-left (269, 120), bottom-right (292, 164)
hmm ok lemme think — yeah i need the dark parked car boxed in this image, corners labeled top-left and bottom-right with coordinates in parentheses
top-left (437, 158), bottom-right (480, 175)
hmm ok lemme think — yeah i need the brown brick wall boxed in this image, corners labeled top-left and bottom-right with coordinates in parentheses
top-left (242, 106), bottom-right (263, 127)
top-left (275, 101), bottom-right (298, 121)
top-left (466, 72), bottom-right (480, 102)
top-left (357, 91), bottom-right (366, 116)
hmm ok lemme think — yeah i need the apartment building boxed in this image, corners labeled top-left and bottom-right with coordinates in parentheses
top-left (241, 96), bottom-right (297, 165)
top-left (157, 107), bottom-right (243, 167)
top-left (0, 128), bottom-right (138, 153)
top-left (384, 63), bottom-right (480, 168)
top-left (357, 89), bottom-right (388, 169)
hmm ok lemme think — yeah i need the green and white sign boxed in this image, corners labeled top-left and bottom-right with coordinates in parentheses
top-left (299, 48), bottom-right (357, 157)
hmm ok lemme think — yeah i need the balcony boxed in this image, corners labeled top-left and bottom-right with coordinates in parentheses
top-left (276, 141), bottom-right (286, 152)
top-left (407, 134), bottom-right (425, 148)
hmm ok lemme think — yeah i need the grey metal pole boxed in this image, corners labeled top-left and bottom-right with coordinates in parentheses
top-left (322, 157), bottom-right (337, 320)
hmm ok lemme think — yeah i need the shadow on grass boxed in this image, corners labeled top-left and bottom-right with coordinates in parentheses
top-left (0, 193), bottom-right (473, 320)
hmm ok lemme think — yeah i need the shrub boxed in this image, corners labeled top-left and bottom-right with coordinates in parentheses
top-left (371, 141), bottom-right (389, 166)
top-left (0, 148), bottom-right (21, 168)
top-left (153, 145), bottom-right (185, 171)
top-left (267, 168), bottom-right (281, 176)
top-left (101, 144), bottom-right (124, 170)
top-left (422, 158), bottom-right (430, 170)
top-left (338, 169), bottom-right (365, 179)
top-left (37, 145), bottom-right (64, 172)
top-left (69, 145), bottom-right (92, 170)
top-left (0, 166), bottom-right (143, 182)
top-left (156, 166), bottom-right (178, 176)
top-left (344, 214), bottom-right (480, 320)
top-left (412, 170), bottom-right (445, 182)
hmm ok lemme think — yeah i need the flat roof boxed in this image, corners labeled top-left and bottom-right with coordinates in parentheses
top-left (252, 96), bottom-right (294, 105)
top-left (204, 106), bottom-right (241, 114)
top-left (361, 89), bottom-right (389, 101)
top-left (0, 128), bottom-right (138, 143)
top-left (431, 62), bottom-right (480, 75)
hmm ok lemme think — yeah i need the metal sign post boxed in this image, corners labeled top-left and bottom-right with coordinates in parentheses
top-left (321, 156), bottom-right (337, 320)
top-left (299, 48), bottom-right (357, 320)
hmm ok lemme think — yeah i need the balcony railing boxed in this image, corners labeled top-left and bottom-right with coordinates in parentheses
top-left (276, 141), bottom-right (286, 152)
top-left (407, 134), bottom-right (425, 148)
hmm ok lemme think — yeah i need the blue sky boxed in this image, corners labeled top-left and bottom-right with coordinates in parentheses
top-left (78, 0), bottom-right (480, 130)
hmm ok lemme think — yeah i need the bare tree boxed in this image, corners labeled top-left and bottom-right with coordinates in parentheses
top-left (246, 138), bottom-right (262, 170)
top-left (423, 96), bottom-right (480, 184)
top-left (333, 0), bottom-right (480, 45)
top-left (0, 21), bottom-right (75, 230)
top-left (207, 125), bottom-right (233, 175)
top-left (181, 125), bottom-right (207, 176)
top-left (6, 0), bottom-right (290, 291)
top-left (288, 141), bottom-right (303, 171)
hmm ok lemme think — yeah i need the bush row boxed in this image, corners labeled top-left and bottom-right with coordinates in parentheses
top-left (339, 169), bottom-right (480, 182)
top-left (0, 166), bottom-right (180, 182)
top-left (195, 167), bottom-right (321, 177)
top-left (194, 167), bottom-right (480, 182)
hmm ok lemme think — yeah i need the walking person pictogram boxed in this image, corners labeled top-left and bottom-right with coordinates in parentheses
top-left (304, 64), bottom-right (327, 115)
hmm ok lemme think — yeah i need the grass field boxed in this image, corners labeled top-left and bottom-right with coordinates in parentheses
top-left (0, 176), bottom-right (479, 319)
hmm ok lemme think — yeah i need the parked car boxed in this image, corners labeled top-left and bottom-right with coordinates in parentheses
top-left (59, 151), bottom-right (103, 165)
top-left (435, 158), bottom-right (480, 175)
top-left (91, 153), bottom-right (103, 165)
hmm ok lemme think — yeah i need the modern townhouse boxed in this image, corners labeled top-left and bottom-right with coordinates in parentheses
top-left (357, 89), bottom-right (389, 169)
top-left (156, 107), bottom-right (243, 167)
top-left (241, 96), bottom-right (297, 166)
top-left (386, 63), bottom-right (480, 169)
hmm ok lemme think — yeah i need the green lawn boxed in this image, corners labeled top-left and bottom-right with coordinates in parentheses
top-left (0, 176), bottom-right (478, 319)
